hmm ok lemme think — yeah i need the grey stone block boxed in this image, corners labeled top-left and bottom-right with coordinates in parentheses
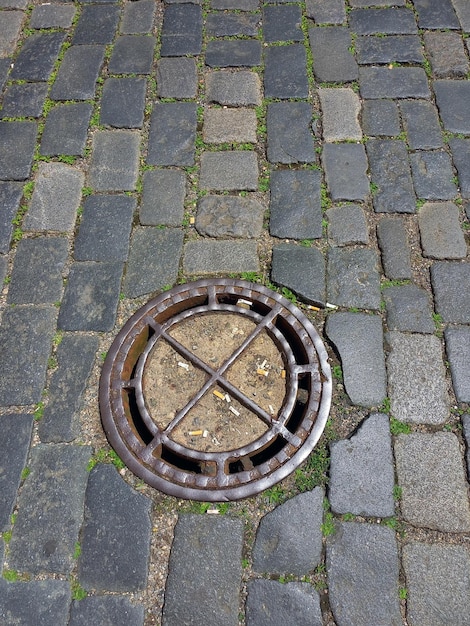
top-left (387, 332), bottom-right (449, 424)
top-left (424, 31), bottom-right (469, 78)
top-left (376, 216), bottom-right (412, 279)
top-left (203, 108), bottom-right (257, 144)
top-left (38, 334), bottom-right (99, 442)
top-left (0, 414), bottom-right (34, 531)
top-left (157, 57), bottom-right (197, 98)
top-left (0, 306), bottom-right (57, 406)
top-left (419, 202), bottom-right (467, 258)
top-left (453, 0), bottom-right (470, 30)
top-left (183, 240), bottom-right (259, 275)
top-left (267, 102), bottom-right (316, 164)
top-left (309, 26), bottom-right (358, 83)
top-left (271, 243), bottom-right (326, 305)
top-left (445, 326), bottom-right (470, 403)
top-left (24, 162), bottom-right (84, 231)
top-left (246, 581), bottom-right (322, 626)
top-left (359, 66), bottom-right (430, 99)
top-left (10, 31), bottom-right (65, 81)
top-left (356, 34), bottom-right (423, 65)
top-left (88, 130), bottom-right (140, 191)
top-left (206, 12), bottom-right (259, 37)
top-left (0, 254), bottom-right (6, 286)
top-left (140, 169), bottom-right (186, 227)
top-left (8, 444), bottom-right (92, 574)
top-left (30, 4), bottom-right (76, 28)
top-left (326, 522), bottom-right (401, 626)
top-left (319, 87), bottom-right (362, 142)
top-left (270, 169), bottom-right (322, 239)
top-left (349, 7), bottom-right (417, 34)
top-left (383, 284), bottom-right (435, 333)
top-left (395, 432), bottom-right (470, 532)
top-left (450, 138), bottom-right (470, 198)
top-left (325, 312), bottom-right (386, 407)
top-left (0, 181), bottom-right (22, 253)
top-left (69, 596), bottom-right (145, 626)
top-left (322, 143), bottom-right (369, 202)
top-left (410, 151), bottom-right (458, 200)
top-left (367, 139), bottom-right (415, 213)
top-left (162, 514), bottom-right (243, 626)
top-left (79, 465), bottom-right (151, 592)
top-left (160, 4), bottom-right (202, 56)
top-left (206, 70), bottom-right (262, 106)
top-left (100, 77), bottom-right (146, 128)
top-left (263, 5), bottom-right (303, 42)
top-left (123, 227), bottom-right (183, 298)
top-left (252, 489), bottom-right (324, 575)
top-left (0, 580), bottom-right (71, 626)
top-left (58, 262), bottom-right (123, 331)
top-left (40, 102), bottom-right (93, 156)
top-left (200, 151), bottom-right (258, 191)
top-left (205, 39), bottom-right (261, 67)
top-left (327, 248), bottom-right (381, 310)
top-left (121, 0), bottom-right (155, 34)
top-left (0, 10), bottom-right (23, 56)
top-left (327, 205), bottom-right (369, 246)
top-left (50, 45), bottom-right (105, 101)
top-left (434, 80), bottom-right (470, 134)
top-left (211, 0), bottom-right (257, 8)
top-left (108, 35), bottom-right (156, 74)
top-left (362, 99), bottom-right (400, 137)
top-left (413, 0), bottom-right (459, 29)
top-left (196, 195), bottom-right (264, 238)
top-left (329, 413), bottom-right (395, 517)
top-left (72, 4), bottom-right (119, 44)
top-left (264, 44), bottom-right (308, 99)
top-left (0, 121), bottom-right (37, 181)
top-left (404, 543), bottom-right (470, 626)
top-left (7, 236), bottom-right (68, 304)
top-left (431, 261), bottom-right (470, 323)
top-left (0, 82), bottom-right (48, 118)
top-left (400, 99), bottom-right (443, 150)
top-left (306, 0), bottom-right (345, 23)
top-left (147, 103), bottom-right (197, 167)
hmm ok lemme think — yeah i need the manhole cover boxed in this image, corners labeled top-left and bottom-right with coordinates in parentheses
top-left (99, 279), bottom-right (332, 501)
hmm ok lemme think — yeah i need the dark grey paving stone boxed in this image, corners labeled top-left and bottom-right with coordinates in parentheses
top-left (79, 464), bottom-right (151, 592)
top-left (306, 0), bottom-right (345, 23)
top-left (361, 99), bottom-right (401, 137)
top-left (434, 80), bottom-right (470, 134)
top-left (7, 236), bottom-right (68, 304)
top-left (199, 151), bottom-right (258, 191)
top-left (322, 143), bottom-right (369, 202)
top-left (413, 0), bottom-right (459, 29)
top-left (395, 432), bottom-right (470, 531)
top-left (0, 10), bottom-right (23, 57)
top-left (147, 103), bottom-right (196, 166)
top-left (309, 26), bottom-right (358, 83)
top-left (0, 254), bottom-right (6, 285)
top-left (400, 100), bottom-right (443, 150)
top-left (410, 151), bottom-right (458, 200)
top-left (211, 0), bottom-right (257, 8)
top-left (0, 181), bottom-right (22, 253)
top-left (356, 34), bottom-right (423, 64)
top-left (367, 139), bottom-right (415, 213)
top-left (72, 4), bottom-right (119, 44)
top-left (75, 195), bottom-right (135, 261)
top-left (387, 332), bottom-right (449, 425)
top-left (431, 261), bottom-right (470, 324)
top-left (196, 195), bottom-right (264, 238)
top-left (50, 45), bottom-right (105, 100)
top-left (0, 306), bottom-right (57, 406)
top-left (319, 87), bottom-right (362, 142)
top-left (329, 413), bottom-right (395, 517)
top-left (24, 162), bottom-right (84, 231)
top-left (0, 414), bottom-right (34, 531)
top-left (445, 326), bottom-right (470, 403)
top-left (10, 31), bottom-right (65, 81)
top-left (140, 169), bottom-right (185, 227)
top-left (327, 248), bottom-right (381, 310)
top-left (349, 7), bottom-right (417, 34)
top-left (0, 57), bottom-right (11, 91)
top-left (359, 66), bottom-right (430, 99)
top-left (100, 77), bottom-right (146, 128)
top-left (404, 543), bottom-right (470, 626)
top-left (0, 121), bottom-right (37, 180)
top-left (0, 82), bottom-right (48, 118)
top-left (30, 3), bottom-right (76, 28)
top-left (88, 130), bottom-right (140, 191)
top-left (108, 35), bottom-right (156, 74)
top-left (160, 3), bottom-right (202, 56)
top-left (377, 216), bottom-right (412, 279)
top-left (449, 138), bottom-right (470, 198)
top-left (453, 0), bottom-right (470, 30)
top-left (253, 489), bottom-right (324, 575)
top-left (419, 201), bottom-right (467, 259)
top-left (206, 12), bottom-right (259, 36)
top-left (58, 262), bottom-right (123, 331)
top-left (269, 169), bottom-right (322, 239)
top-left (162, 514), bottom-right (243, 626)
top-left (350, 0), bottom-right (406, 4)
top-left (183, 240), bottom-right (259, 275)
top-left (69, 596), bottom-right (145, 626)
top-left (121, 0), bottom-right (155, 34)
top-left (325, 312), bottom-right (386, 407)
top-left (8, 444), bottom-right (92, 575)
top-left (267, 102), bottom-right (316, 164)
top-left (327, 205), bottom-right (369, 246)
top-left (157, 57), bottom-right (197, 98)
top-left (0, 580), bottom-right (71, 626)
top-left (40, 102), bottom-right (92, 156)
top-left (205, 39), bottom-right (262, 67)
top-left (246, 580), bottom-right (322, 626)
top-left (123, 227), bottom-right (183, 297)
top-left (38, 334), bottom-right (99, 443)
top-left (326, 522), bottom-right (401, 626)
top-left (271, 243), bottom-right (325, 305)
top-left (206, 70), bottom-right (261, 105)
top-left (383, 284), bottom-right (435, 334)
top-left (424, 31), bottom-right (469, 78)
top-left (263, 5), bottom-right (303, 42)
top-left (264, 44), bottom-right (308, 99)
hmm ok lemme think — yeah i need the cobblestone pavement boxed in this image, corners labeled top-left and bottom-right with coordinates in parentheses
top-left (1, 0), bottom-right (470, 624)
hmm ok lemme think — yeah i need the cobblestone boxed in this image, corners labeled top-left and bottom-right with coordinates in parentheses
top-left (431, 261), bottom-right (470, 323)
top-left (327, 248), bottom-right (381, 310)
top-left (246, 580), bottom-right (322, 626)
top-left (196, 195), bottom-right (264, 238)
top-left (147, 102), bottom-right (197, 167)
top-left (271, 243), bottom-right (326, 305)
top-left (327, 205), bottom-right (369, 246)
top-left (50, 45), bottom-right (105, 101)
top-left (267, 102), bottom-right (316, 164)
top-left (264, 45), bottom-right (308, 99)
top-left (40, 103), bottom-right (93, 156)
top-left (140, 169), bottom-right (186, 227)
top-left (367, 139), bottom-right (415, 213)
top-left (100, 77), bottom-right (146, 128)
top-left (309, 26), bottom-right (358, 83)
top-left (0, 182), bottom-right (22, 249)
top-left (418, 201), bottom-right (467, 259)
top-left (322, 143), bottom-right (369, 202)
top-left (410, 151), bottom-right (458, 200)
top-left (376, 216), bottom-right (413, 279)
top-left (445, 326), bottom-right (470, 403)
top-left (383, 284), bottom-right (435, 334)
top-left (0, 121), bottom-right (37, 181)
top-left (319, 88), bottom-right (362, 142)
top-left (88, 130), bottom-right (140, 191)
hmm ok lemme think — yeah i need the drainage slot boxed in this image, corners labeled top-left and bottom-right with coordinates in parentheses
top-left (160, 445), bottom-right (202, 474)
top-left (273, 315), bottom-right (309, 365)
top-left (123, 389), bottom-right (153, 445)
top-left (249, 435), bottom-right (287, 467)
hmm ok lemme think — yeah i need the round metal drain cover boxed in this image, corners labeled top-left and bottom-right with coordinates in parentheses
top-left (99, 279), bottom-right (332, 501)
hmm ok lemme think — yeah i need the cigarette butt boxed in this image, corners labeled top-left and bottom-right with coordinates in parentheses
top-left (236, 298), bottom-right (252, 309)
top-left (257, 368), bottom-right (269, 377)
top-left (261, 359), bottom-right (268, 369)
top-left (326, 302), bottom-right (338, 310)
top-left (281, 370), bottom-right (286, 379)
top-left (269, 405), bottom-right (275, 414)
top-left (308, 305), bottom-right (321, 311)
top-left (202, 430), bottom-right (209, 438)
top-left (225, 393), bottom-right (231, 403)
top-left (188, 429), bottom-right (203, 436)
top-left (178, 362), bottom-right (189, 370)
top-left (207, 508), bottom-right (220, 515)
top-left (189, 216), bottom-right (195, 225)
top-left (213, 389), bottom-right (226, 400)
top-left (229, 406), bottom-right (240, 417)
